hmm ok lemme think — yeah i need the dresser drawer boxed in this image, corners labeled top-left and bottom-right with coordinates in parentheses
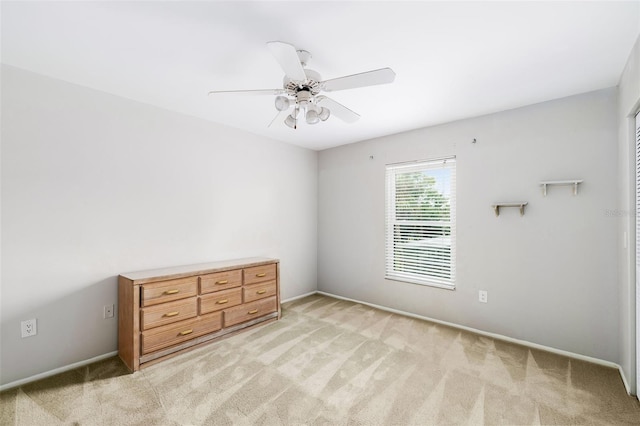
top-left (244, 264), bottom-right (277, 286)
top-left (141, 312), bottom-right (223, 355)
top-left (200, 269), bottom-right (242, 294)
top-left (200, 287), bottom-right (242, 315)
top-left (140, 297), bottom-right (198, 331)
top-left (243, 280), bottom-right (277, 303)
top-left (141, 277), bottom-right (198, 307)
top-left (224, 296), bottom-right (277, 327)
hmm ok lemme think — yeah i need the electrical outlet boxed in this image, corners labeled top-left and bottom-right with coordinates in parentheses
top-left (21, 319), bottom-right (37, 337)
top-left (479, 290), bottom-right (488, 303)
top-left (104, 304), bottom-right (114, 319)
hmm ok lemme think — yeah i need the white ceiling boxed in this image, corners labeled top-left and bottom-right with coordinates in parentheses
top-left (2, 1), bottom-right (639, 151)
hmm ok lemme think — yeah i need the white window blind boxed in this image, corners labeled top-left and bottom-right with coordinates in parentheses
top-left (385, 157), bottom-right (456, 289)
top-left (635, 110), bottom-right (640, 400)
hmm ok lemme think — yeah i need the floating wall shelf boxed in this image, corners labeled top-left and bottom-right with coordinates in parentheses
top-left (492, 202), bottom-right (528, 217)
top-left (540, 180), bottom-right (583, 196)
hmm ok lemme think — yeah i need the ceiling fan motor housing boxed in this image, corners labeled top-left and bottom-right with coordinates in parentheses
top-left (280, 68), bottom-right (329, 127)
top-left (295, 90), bottom-right (312, 105)
top-left (283, 69), bottom-right (322, 96)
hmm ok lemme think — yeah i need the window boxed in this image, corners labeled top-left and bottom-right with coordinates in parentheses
top-left (635, 110), bottom-right (640, 397)
top-left (385, 157), bottom-right (456, 289)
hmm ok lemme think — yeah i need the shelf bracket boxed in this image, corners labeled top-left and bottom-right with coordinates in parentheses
top-left (492, 202), bottom-right (528, 217)
top-left (540, 180), bottom-right (583, 196)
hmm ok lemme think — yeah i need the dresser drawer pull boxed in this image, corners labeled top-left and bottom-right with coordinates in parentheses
top-left (164, 289), bottom-right (180, 295)
top-left (216, 299), bottom-right (229, 304)
top-left (164, 311), bottom-right (179, 317)
top-left (256, 273), bottom-right (266, 278)
top-left (248, 309), bottom-right (259, 315)
top-left (216, 280), bottom-right (228, 285)
top-left (179, 329), bottom-right (193, 336)
top-left (256, 290), bottom-right (267, 295)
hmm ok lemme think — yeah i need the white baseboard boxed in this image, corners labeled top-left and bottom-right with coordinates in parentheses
top-left (0, 351), bottom-right (119, 392)
top-left (2, 291), bottom-right (634, 397)
top-left (282, 291), bottom-right (318, 304)
top-left (0, 291), bottom-right (313, 391)
top-left (316, 290), bottom-right (633, 396)
top-left (619, 367), bottom-right (632, 395)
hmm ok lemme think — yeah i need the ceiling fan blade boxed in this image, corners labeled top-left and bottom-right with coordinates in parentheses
top-left (268, 109), bottom-right (291, 128)
top-left (321, 67), bottom-right (396, 92)
top-left (316, 96), bottom-right (360, 123)
top-left (266, 41), bottom-right (307, 82)
top-left (208, 88), bottom-right (284, 96)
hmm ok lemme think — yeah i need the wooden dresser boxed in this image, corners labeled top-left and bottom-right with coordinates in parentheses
top-left (118, 257), bottom-right (280, 371)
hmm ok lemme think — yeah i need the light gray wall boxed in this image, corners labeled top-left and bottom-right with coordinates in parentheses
top-left (617, 34), bottom-right (640, 394)
top-left (318, 88), bottom-right (620, 363)
top-left (0, 65), bottom-right (318, 386)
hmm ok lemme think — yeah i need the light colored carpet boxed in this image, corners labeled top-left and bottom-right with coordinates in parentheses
top-left (1, 294), bottom-right (639, 425)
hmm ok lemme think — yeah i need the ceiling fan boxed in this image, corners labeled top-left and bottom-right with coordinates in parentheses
top-left (208, 41), bottom-right (396, 129)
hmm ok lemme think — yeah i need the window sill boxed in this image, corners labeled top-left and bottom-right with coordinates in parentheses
top-left (385, 275), bottom-right (455, 290)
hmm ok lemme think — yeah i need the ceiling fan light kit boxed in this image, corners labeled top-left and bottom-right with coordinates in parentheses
top-left (208, 41), bottom-right (396, 129)
top-left (306, 107), bottom-right (320, 125)
top-left (274, 96), bottom-right (290, 111)
top-left (284, 113), bottom-right (297, 129)
top-left (318, 107), bottom-right (330, 121)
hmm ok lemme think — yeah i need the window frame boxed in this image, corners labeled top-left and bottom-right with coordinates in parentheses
top-left (385, 157), bottom-right (456, 290)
